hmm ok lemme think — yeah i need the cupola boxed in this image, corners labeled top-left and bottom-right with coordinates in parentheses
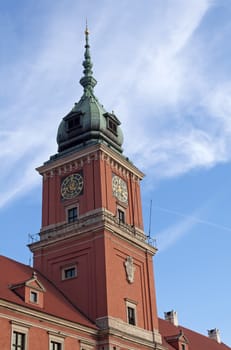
top-left (56, 26), bottom-right (123, 156)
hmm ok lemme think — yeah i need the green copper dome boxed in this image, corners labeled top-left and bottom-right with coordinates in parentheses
top-left (57, 27), bottom-right (123, 154)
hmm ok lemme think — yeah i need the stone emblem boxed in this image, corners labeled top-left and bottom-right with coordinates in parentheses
top-left (124, 256), bottom-right (135, 283)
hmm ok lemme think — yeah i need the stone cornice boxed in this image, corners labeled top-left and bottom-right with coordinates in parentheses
top-left (0, 299), bottom-right (97, 336)
top-left (96, 316), bottom-right (163, 348)
top-left (36, 143), bottom-right (144, 181)
top-left (29, 208), bottom-right (157, 256)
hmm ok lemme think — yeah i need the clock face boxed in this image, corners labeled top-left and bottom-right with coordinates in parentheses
top-left (61, 173), bottom-right (84, 199)
top-left (112, 175), bottom-right (128, 203)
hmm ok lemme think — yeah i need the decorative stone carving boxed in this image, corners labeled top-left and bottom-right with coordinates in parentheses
top-left (124, 256), bottom-right (135, 283)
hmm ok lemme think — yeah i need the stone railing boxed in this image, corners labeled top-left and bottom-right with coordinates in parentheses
top-left (28, 208), bottom-right (157, 249)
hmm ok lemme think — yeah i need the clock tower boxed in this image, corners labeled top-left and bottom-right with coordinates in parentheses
top-left (29, 27), bottom-right (163, 350)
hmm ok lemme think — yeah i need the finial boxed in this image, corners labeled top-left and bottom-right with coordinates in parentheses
top-left (85, 19), bottom-right (89, 35)
top-left (80, 23), bottom-right (97, 95)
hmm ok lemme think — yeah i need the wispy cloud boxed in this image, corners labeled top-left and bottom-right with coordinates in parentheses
top-left (154, 204), bottom-right (231, 252)
top-left (155, 214), bottom-right (197, 252)
top-left (1, 0), bottom-right (231, 207)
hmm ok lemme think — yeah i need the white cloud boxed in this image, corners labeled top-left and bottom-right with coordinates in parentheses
top-left (125, 128), bottom-right (226, 178)
top-left (204, 83), bottom-right (231, 132)
top-left (155, 213), bottom-right (197, 252)
top-left (1, 0), bottom-right (231, 207)
top-left (155, 203), bottom-right (231, 252)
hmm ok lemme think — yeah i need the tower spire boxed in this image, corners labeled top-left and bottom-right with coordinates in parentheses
top-left (56, 25), bottom-right (124, 155)
top-left (80, 24), bottom-right (97, 95)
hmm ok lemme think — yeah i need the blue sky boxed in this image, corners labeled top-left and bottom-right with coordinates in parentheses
top-left (0, 0), bottom-right (230, 346)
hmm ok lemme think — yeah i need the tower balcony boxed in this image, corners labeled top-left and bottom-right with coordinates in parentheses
top-left (28, 208), bottom-right (157, 254)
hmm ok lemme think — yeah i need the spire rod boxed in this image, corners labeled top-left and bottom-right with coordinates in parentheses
top-left (80, 24), bottom-right (97, 95)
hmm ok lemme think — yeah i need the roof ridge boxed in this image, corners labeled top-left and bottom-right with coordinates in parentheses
top-left (159, 318), bottom-right (230, 349)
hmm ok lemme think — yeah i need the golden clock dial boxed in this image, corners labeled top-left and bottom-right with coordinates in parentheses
top-left (112, 175), bottom-right (128, 203)
top-left (61, 173), bottom-right (83, 199)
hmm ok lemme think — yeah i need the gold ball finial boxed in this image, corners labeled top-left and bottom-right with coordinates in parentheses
top-left (85, 19), bottom-right (89, 35)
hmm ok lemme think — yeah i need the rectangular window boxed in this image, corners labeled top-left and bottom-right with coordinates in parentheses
top-left (12, 331), bottom-right (25, 350)
top-left (50, 341), bottom-right (62, 350)
top-left (181, 345), bottom-right (186, 350)
top-left (68, 207), bottom-right (78, 223)
top-left (64, 267), bottom-right (76, 279)
top-left (127, 306), bottom-right (136, 325)
top-left (107, 118), bottom-right (117, 134)
top-left (30, 291), bottom-right (38, 303)
top-left (118, 209), bottom-right (125, 223)
top-left (62, 265), bottom-right (77, 280)
top-left (49, 334), bottom-right (64, 350)
top-left (67, 115), bottom-right (81, 131)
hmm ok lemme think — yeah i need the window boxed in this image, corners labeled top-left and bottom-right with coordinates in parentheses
top-left (68, 207), bottom-right (78, 223)
top-left (127, 306), bottom-right (136, 325)
top-left (11, 323), bottom-right (29, 350)
top-left (62, 265), bottom-right (77, 280)
top-left (50, 341), bottom-right (62, 350)
top-left (12, 331), bottom-right (25, 350)
top-left (64, 267), bottom-right (76, 279)
top-left (118, 209), bottom-right (125, 223)
top-left (107, 118), bottom-right (117, 134)
top-left (30, 291), bottom-right (38, 303)
top-left (48, 334), bottom-right (64, 350)
top-left (181, 345), bottom-right (186, 350)
top-left (67, 115), bottom-right (81, 131)
top-left (125, 299), bottom-right (137, 326)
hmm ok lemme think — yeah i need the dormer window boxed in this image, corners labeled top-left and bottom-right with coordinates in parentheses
top-left (107, 118), bottom-right (117, 135)
top-left (164, 328), bottom-right (189, 350)
top-left (10, 271), bottom-right (45, 308)
top-left (65, 112), bottom-right (83, 133)
top-left (68, 115), bottom-right (81, 130)
top-left (30, 291), bottom-right (38, 303)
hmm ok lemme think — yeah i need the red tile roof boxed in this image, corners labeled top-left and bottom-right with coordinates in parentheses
top-left (159, 318), bottom-right (230, 350)
top-left (1, 255), bottom-right (229, 348)
top-left (0, 255), bottom-right (96, 329)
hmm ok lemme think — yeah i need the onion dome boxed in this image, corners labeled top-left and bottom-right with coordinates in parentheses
top-left (57, 26), bottom-right (123, 155)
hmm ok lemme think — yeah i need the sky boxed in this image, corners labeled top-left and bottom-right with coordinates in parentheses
top-left (0, 0), bottom-right (231, 346)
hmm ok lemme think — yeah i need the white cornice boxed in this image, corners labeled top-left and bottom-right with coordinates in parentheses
top-left (29, 208), bottom-right (157, 256)
top-left (0, 299), bottom-right (97, 336)
top-left (36, 143), bottom-right (144, 180)
top-left (96, 316), bottom-right (162, 347)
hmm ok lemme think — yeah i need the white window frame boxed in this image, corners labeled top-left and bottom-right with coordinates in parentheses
top-left (118, 208), bottom-right (125, 223)
top-left (125, 299), bottom-right (138, 326)
top-left (66, 205), bottom-right (79, 223)
top-left (61, 264), bottom-right (77, 281)
top-left (11, 323), bottom-right (29, 350)
top-left (49, 334), bottom-right (64, 350)
top-left (30, 290), bottom-right (38, 303)
top-left (79, 340), bottom-right (94, 350)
